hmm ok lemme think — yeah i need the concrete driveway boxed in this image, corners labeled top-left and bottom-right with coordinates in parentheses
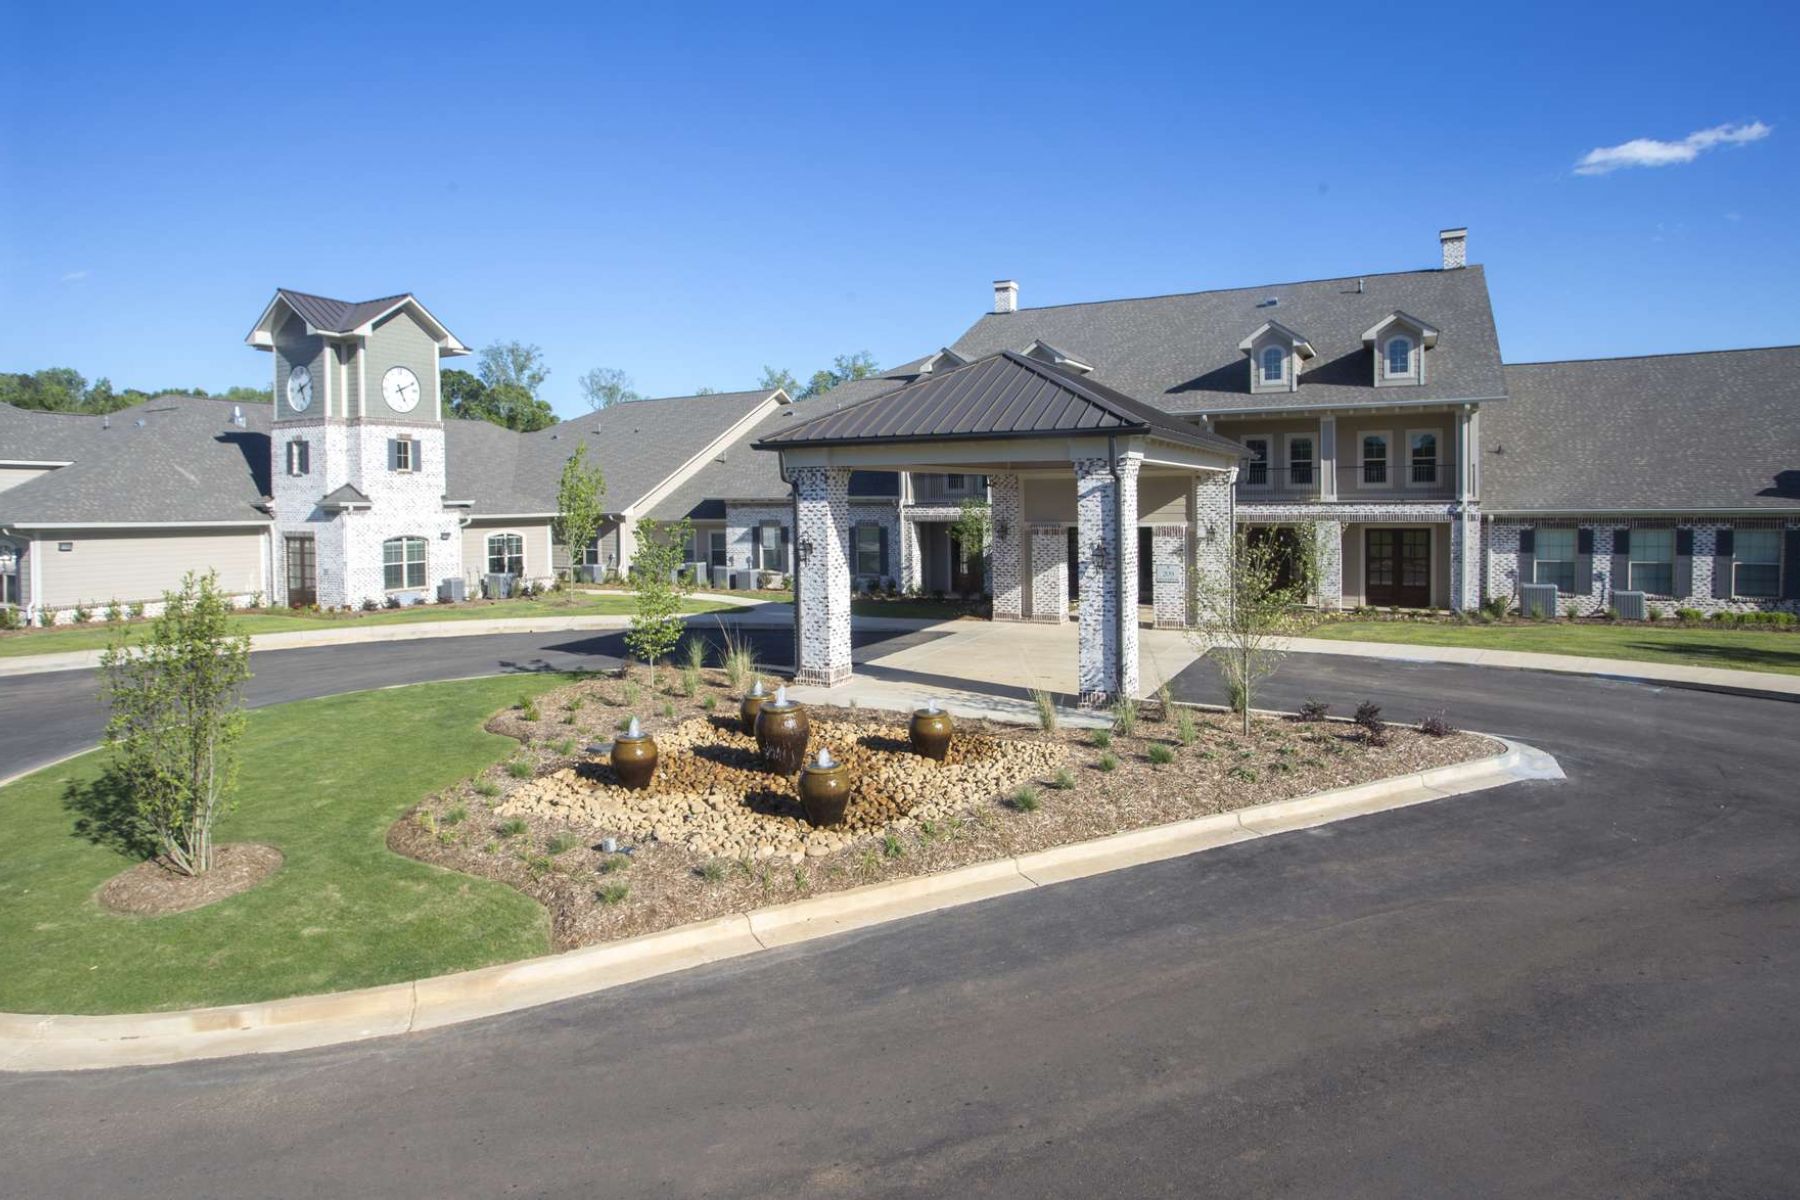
top-left (2, 639), bottom-right (1796, 1196)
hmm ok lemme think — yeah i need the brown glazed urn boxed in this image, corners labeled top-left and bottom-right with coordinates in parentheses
top-left (611, 717), bottom-right (657, 790)
top-left (739, 678), bottom-right (769, 736)
top-left (755, 686), bottom-right (810, 775)
top-left (909, 701), bottom-right (954, 762)
top-left (798, 747), bottom-right (851, 827)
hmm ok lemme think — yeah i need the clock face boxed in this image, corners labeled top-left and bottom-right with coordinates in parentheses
top-left (287, 365), bottom-right (313, 412)
top-left (382, 366), bottom-right (422, 414)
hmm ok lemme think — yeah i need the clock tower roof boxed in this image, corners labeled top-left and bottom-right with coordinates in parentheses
top-left (245, 288), bottom-right (469, 355)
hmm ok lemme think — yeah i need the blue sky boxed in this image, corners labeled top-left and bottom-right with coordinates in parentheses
top-left (1, 1), bottom-right (1794, 416)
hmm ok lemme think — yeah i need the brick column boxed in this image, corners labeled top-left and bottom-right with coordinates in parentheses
top-left (1075, 454), bottom-right (1140, 705)
top-left (1151, 525), bottom-right (1186, 628)
top-left (899, 515), bottom-right (923, 592)
top-left (989, 473), bottom-right (1023, 620)
top-left (1313, 518), bottom-right (1342, 611)
top-left (1450, 505), bottom-right (1481, 611)
top-left (1187, 468), bottom-right (1236, 627)
top-left (1027, 524), bottom-right (1067, 622)
top-left (792, 466), bottom-right (853, 687)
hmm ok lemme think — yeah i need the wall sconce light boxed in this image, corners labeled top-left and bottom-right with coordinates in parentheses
top-left (1092, 539), bottom-right (1110, 570)
top-left (1203, 523), bottom-right (1217, 543)
top-left (798, 539), bottom-right (815, 562)
top-left (994, 521), bottom-right (1010, 541)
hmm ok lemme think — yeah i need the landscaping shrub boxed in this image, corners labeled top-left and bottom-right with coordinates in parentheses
top-left (519, 696), bottom-right (541, 721)
top-left (506, 759), bottom-right (534, 779)
top-left (1004, 786), bottom-right (1040, 813)
top-left (1227, 765), bottom-right (1258, 782)
top-left (1090, 728), bottom-right (1112, 749)
top-left (546, 832), bottom-right (581, 855)
top-left (1031, 688), bottom-right (1059, 733)
top-left (498, 817), bottom-right (529, 838)
top-left (1482, 595), bottom-right (1510, 621)
top-left (1417, 713), bottom-right (1456, 738)
top-left (596, 881), bottom-right (630, 905)
top-left (1049, 767), bottom-right (1076, 790)
top-left (1675, 608), bottom-right (1704, 625)
top-left (1112, 695), bottom-right (1139, 737)
top-left (444, 805), bottom-right (467, 826)
top-left (882, 832), bottom-right (904, 859)
top-left (1147, 743), bottom-right (1175, 766)
top-left (1095, 752), bottom-right (1119, 773)
top-left (473, 779), bottom-right (502, 798)
top-left (1298, 699), bottom-right (1331, 722)
top-left (1353, 700), bottom-right (1388, 747)
top-left (72, 604), bottom-right (92, 624)
top-left (1154, 682), bottom-right (1174, 720)
top-left (1173, 707), bottom-right (1198, 746)
top-left (596, 854), bottom-right (629, 874)
top-left (696, 860), bottom-right (727, 884)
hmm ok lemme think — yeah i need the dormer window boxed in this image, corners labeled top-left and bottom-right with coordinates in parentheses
top-left (1259, 346), bottom-right (1285, 384)
top-left (1385, 336), bottom-right (1415, 379)
top-left (1238, 320), bottom-right (1314, 394)
top-left (1021, 339), bottom-right (1093, 374)
top-left (1362, 311), bottom-right (1439, 387)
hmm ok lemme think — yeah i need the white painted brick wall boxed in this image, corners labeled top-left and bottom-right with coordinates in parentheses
top-left (1074, 454), bottom-right (1139, 704)
top-left (989, 473), bottom-right (1023, 620)
top-left (792, 466), bottom-right (853, 687)
top-left (1027, 523), bottom-right (1068, 623)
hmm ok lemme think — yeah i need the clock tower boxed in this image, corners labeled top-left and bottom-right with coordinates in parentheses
top-left (246, 290), bottom-right (470, 609)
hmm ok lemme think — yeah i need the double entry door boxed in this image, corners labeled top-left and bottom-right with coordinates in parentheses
top-left (1365, 528), bottom-right (1431, 608)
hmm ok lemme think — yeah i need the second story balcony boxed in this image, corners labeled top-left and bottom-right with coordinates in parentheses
top-left (1226, 418), bottom-right (1463, 504)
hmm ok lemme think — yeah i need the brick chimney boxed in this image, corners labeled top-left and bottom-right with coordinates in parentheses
top-left (993, 279), bottom-right (1018, 314)
top-left (1439, 227), bottom-right (1468, 270)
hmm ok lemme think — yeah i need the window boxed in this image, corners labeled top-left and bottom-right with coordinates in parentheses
top-left (1288, 436), bottom-right (1315, 487)
top-left (1734, 529), bottom-right (1781, 598)
top-left (1361, 434), bottom-right (1389, 485)
top-left (854, 524), bottom-right (883, 577)
top-left (757, 520), bottom-right (785, 572)
top-left (392, 437), bottom-right (414, 473)
top-left (382, 536), bottom-right (427, 591)
top-left (1259, 345), bottom-right (1284, 383)
top-left (1409, 432), bottom-right (1438, 485)
top-left (1243, 437), bottom-right (1271, 487)
top-left (1534, 528), bottom-right (1576, 593)
top-left (286, 439), bottom-right (310, 476)
top-left (1628, 528), bottom-right (1674, 595)
top-left (1385, 337), bottom-right (1414, 378)
top-left (708, 531), bottom-right (727, 569)
top-left (486, 532), bottom-right (524, 577)
top-left (943, 474), bottom-right (967, 494)
top-left (0, 540), bottom-right (17, 607)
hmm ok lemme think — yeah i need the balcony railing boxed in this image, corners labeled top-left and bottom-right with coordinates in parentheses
top-left (1237, 459), bottom-right (1457, 501)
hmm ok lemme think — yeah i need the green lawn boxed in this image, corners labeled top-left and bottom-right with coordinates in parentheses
top-left (0, 594), bottom-right (732, 659)
top-left (0, 674), bottom-right (575, 1014)
top-left (850, 598), bottom-right (989, 622)
top-left (1309, 620), bottom-right (1800, 677)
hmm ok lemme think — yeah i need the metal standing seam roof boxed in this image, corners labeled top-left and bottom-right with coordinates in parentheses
top-left (754, 351), bottom-right (1245, 457)
top-left (274, 288), bottom-right (417, 333)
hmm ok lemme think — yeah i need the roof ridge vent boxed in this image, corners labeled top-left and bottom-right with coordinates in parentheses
top-left (1257, 297), bottom-right (1280, 308)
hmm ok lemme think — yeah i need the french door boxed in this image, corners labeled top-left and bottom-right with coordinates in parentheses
top-left (285, 536), bottom-right (317, 608)
top-left (1365, 528), bottom-right (1431, 608)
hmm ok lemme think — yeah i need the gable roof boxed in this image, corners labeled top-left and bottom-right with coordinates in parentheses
top-left (646, 375), bottom-right (907, 520)
top-left (0, 396), bottom-right (272, 527)
top-left (1484, 347), bottom-right (1800, 513)
top-left (0, 404), bottom-right (105, 462)
top-left (246, 289), bottom-right (470, 354)
top-left (946, 267), bottom-right (1505, 415)
top-left (756, 351), bottom-right (1244, 456)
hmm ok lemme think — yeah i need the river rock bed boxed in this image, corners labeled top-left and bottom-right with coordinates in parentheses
top-left (497, 716), bottom-right (1064, 862)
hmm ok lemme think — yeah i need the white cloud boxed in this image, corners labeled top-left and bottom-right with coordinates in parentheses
top-left (1574, 121), bottom-right (1771, 176)
top-left (59, 269), bottom-right (90, 282)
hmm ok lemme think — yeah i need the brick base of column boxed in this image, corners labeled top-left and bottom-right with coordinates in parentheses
top-left (793, 662), bottom-right (853, 687)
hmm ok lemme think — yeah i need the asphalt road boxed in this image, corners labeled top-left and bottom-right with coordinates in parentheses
top-left (2, 639), bottom-right (1798, 1196)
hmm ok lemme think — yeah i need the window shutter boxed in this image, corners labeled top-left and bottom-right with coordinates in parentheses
top-left (388, 439), bottom-right (399, 471)
top-left (780, 524), bottom-right (791, 571)
top-left (409, 438), bottom-right (422, 472)
top-left (300, 442), bottom-right (309, 474)
top-left (1575, 527), bottom-right (1594, 596)
top-left (1713, 527), bottom-right (1735, 600)
top-left (878, 525), bottom-right (890, 578)
top-left (1674, 527), bottom-right (1693, 598)
top-left (1516, 526), bottom-right (1534, 587)
top-left (1611, 528), bottom-right (1631, 596)
top-left (1783, 529), bottom-right (1800, 601)
top-left (1518, 528), bottom-right (1535, 554)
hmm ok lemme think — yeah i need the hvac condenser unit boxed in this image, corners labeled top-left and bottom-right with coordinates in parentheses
top-left (1519, 582), bottom-right (1559, 619)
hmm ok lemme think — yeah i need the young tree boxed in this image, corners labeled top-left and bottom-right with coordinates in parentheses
top-left (579, 366), bottom-right (641, 409)
top-left (625, 517), bottom-right (693, 691)
top-left (1187, 527), bottom-right (1322, 736)
top-left (99, 571), bottom-right (252, 876)
top-left (951, 497), bottom-right (990, 591)
top-left (555, 444), bottom-right (607, 597)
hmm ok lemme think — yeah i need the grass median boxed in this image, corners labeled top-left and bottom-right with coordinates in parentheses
top-left (1308, 619), bottom-right (1800, 677)
top-left (0, 673), bottom-right (577, 1015)
top-left (0, 594), bottom-right (735, 659)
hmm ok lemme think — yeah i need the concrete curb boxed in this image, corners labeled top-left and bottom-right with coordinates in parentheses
top-left (0, 736), bottom-right (1557, 1073)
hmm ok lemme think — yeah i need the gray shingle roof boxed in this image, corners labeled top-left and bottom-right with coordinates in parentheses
top-left (448, 389), bottom-right (778, 516)
top-left (0, 396), bottom-right (272, 526)
top-left (646, 376), bottom-right (906, 520)
top-left (1484, 347), bottom-right (1800, 513)
top-left (0, 404), bottom-right (107, 462)
top-left (946, 267), bottom-right (1506, 415)
top-left (756, 351), bottom-right (1245, 456)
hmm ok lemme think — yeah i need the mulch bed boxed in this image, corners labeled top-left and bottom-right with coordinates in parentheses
top-left (389, 667), bottom-right (1496, 951)
top-left (96, 844), bottom-right (284, 916)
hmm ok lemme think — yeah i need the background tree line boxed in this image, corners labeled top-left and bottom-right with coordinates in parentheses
top-left (0, 367), bottom-right (271, 414)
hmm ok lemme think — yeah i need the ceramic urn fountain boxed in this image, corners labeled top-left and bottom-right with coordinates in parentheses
top-left (739, 677), bottom-right (768, 736)
top-left (611, 716), bottom-right (657, 790)
top-left (754, 685), bottom-right (810, 775)
top-left (798, 745), bottom-right (851, 827)
top-left (909, 697), bottom-right (954, 762)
